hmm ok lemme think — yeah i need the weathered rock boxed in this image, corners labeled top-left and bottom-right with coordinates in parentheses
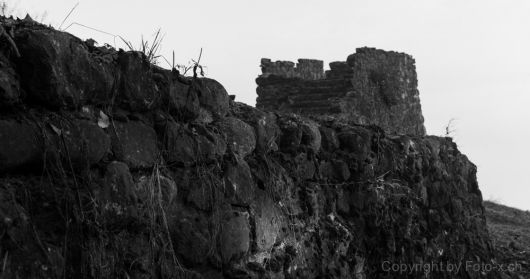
top-left (253, 192), bottom-right (283, 251)
top-left (158, 121), bottom-right (225, 165)
top-left (224, 156), bottom-right (256, 206)
top-left (337, 127), bottom-right (373, 158)
top-left (101, 161), bottom-right (137, 206)
top-left (294, 153), bottom-right (316, 180)
top-left (157, 175), bottom-right (178, 206)
top-left (0, 54), bottom-right (20, 106)
top-left (219, 211), bottom-right (250, 263)
top-left (254, 112), bottom-right (280, 153)
top-left (47, 119), bottom-right (110, 168)
top-left (0, 180), bottom-right (48, 278)
top-left (0, 119), bottom-right (42, 171)
top-left (181, 163), bottom-right (225, 212)
top-left (152, 67), bottom-right (200, 120)
top-left (217, 117), bottom-right (256, 157)
top-left (172, 217), bottom-right (212, 265)
top-left (14, 28), bottom-right (115, 108)
top-left (0, 182), bottom-right (30, 241)
top-left (135, 172), bottom-right (178, 208)
top-left (193, 78), bottom-right (230, 118)
top-left (110, 121), bottom-right (158, 169)
top-left (117, 51), bottom-right (160, 111)
top-left (97, 161), bottom-right (142, 228)
top-left (170, 79), bottom-right (199, 117)
top-left (186, 179), bottom-right (224, 212)
top-left (195, 125), bottom-right (227, 160)
top-left (319, 160), bottom-right (350, 182)
top-left (300, 119), bottom-right (321, 153)
top-left (230, 103), bottom-right (280, 153)
top-left (319, 126), bottom-right (339, 151)
top-left (167, 204), bottom-right (215, 268)
top-left (278, 117), bottom-right (302, 153)
top-left (159, 121), bottom-right (195, 164)
top-left (278, 115), bottom-right (321, 153)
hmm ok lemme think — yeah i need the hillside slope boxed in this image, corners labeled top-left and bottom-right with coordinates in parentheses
top-left (485, 201), bottom-right (530, 278)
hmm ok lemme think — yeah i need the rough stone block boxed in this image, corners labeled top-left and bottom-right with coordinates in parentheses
top-left (300, 119), bottom-right (321, 153)
top-left (278, 115), bottom-right (321, 153)
top-left (219, 211), bottom-right (250, 263)
top-left (230, 103), bottom-right (280, 153)
top-left (254, 192), bottom-right (283, 252)
top-left (101, 161), bottom-right (137, 205)
top-left (337, 127), bottom-right (373, 157)
top-left (110, 121), bottom-right (158, 169)
top-left (0, 120), bottom-right (42, 171)
top-left (48, 120), bottom-right (110, 168)
top-left (224, 156), bottom-right (255, 206)
top-left (117, 51), bottom-right (160, 111)
top-left (159, 121), bottom-right (225, 165)
top-left (14, 28), bottom-right (115, 109)
top-left (170, 209), bottom-right (212, 265)
top-left (0, 54), bottom-right (20, 106)
top-left (152, 67), bottom-right (200, 120)
top-left (193, 78), bottom-right (229, 118)
top-left (217, 117), bottom-right (256, 157)
top-left (319, 126), bottom-right (339, 151)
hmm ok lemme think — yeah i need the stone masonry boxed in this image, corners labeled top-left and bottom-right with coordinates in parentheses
top-left (0, 16), bottom-right (503, 278)
top-left (256, 47), bottom-right (427, 136)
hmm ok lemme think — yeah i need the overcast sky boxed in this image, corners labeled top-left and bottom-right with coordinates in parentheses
top-left (9, 0), bottom-right (530, 210)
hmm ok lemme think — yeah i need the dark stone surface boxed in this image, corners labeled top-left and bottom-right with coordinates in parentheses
top-left (14, 27), bottom-right (115, 109)
top-left (172, 215), bottom-right (212, 265)
top-left (110, 121), bottom-right (158, 169)
top-left (278, 114), bottom-right (321, 153)
top-left (223, 156), bottom-right (256, 206)
top-left (99, 161), bottom-right (138, 218)
top-left (158, 120), bottom-right (226, 165)
top-left (219, 211), bottom-right (250, 263)
top-left (153, 68), bottom-right (200, 119)
top-left (159, 121), bottom-right (196, 165)
top-left (319, 126), bottom-right (339, 151)
top-left (117, 51), bottom-right (160, 111)
top-left (217, 117), bottom-right (256, 157)
top-left (47, 119), bottom-right (110, 168)
top-left (0, 119), bottom-right (42, 171)
top-left (0, 54), bottom-right (20, 106)
top-left (300, 119), bottom-right (321, 153)
top-left (253, 192), bottom-right (283, 252)
top-left (194, 78), bottom-right (230, 118)
top-left (230, 102), bottom-right (280, 153)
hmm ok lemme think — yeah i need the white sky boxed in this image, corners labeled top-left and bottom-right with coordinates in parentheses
top-left (8, 0), bottom-right (530, 210)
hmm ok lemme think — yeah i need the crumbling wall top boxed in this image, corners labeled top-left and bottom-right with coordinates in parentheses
top-left (260, 58), bottom-right (325, 80)
top-left (256, 47), bottom-right (426, 136)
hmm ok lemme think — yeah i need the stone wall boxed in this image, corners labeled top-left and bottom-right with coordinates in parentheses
top-left (0, 16), bottom-right (504, 279)
top-left (260, 58), bottom-right (325, 80)
top-left (256, 47), bottom-right (426, 136)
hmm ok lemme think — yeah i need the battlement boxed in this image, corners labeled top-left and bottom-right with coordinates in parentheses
top-left (256, 47), bottom-right (426, 136)
top-left (260, 58), bottom-right (325, 80)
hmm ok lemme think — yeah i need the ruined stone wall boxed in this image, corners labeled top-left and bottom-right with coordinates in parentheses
top-left (0, 16), bottom-right (503, 279)
top-left (256, 47), bottom-right (426, 136)
top-left (260, 58), bottom-right (325, 80)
